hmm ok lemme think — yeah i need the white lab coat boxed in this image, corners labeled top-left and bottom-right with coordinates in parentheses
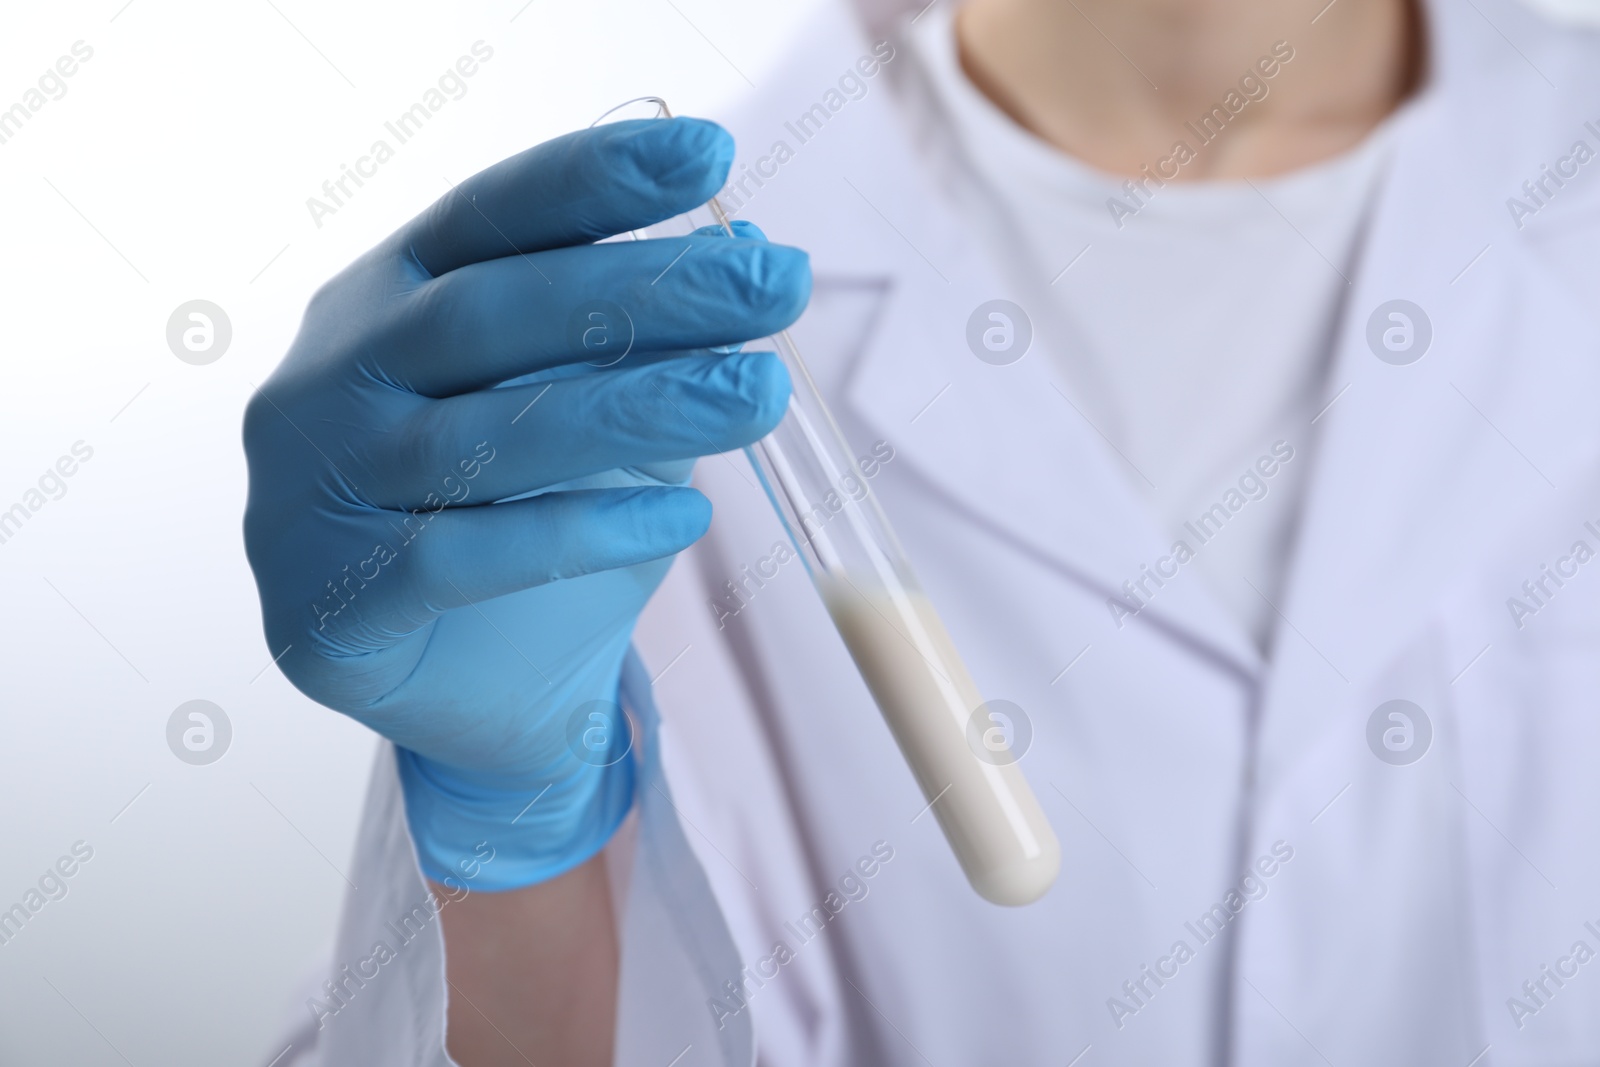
top-left (286, 0), bottom-right (1600, 1063)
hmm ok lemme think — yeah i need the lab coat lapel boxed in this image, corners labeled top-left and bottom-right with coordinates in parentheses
top-left (1255, 36), bottom-right (1600, 787)
top-left (819, 51), bottom-right (1262, 674)
top-left (1234, 6), bottom-right (1600, 1055)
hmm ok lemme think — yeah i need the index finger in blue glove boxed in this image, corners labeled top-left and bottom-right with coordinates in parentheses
top-left (401, 117), bottom-right (733, 278)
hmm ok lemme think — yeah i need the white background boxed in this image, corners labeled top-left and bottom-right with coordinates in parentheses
top-left (0, 2), bottom-right (819, 1064)
top-left (3, 1), bottom-right (1598, 1065)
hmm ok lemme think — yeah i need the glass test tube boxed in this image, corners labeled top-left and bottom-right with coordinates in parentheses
top-left (595, 98), bottom-right (1060, 905)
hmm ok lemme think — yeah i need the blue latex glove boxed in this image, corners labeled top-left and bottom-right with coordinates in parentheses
top-left (243, 118), bottom-right (809, 889)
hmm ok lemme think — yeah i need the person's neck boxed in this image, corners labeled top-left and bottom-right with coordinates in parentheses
top-left (954, 0), bottom-right (1424, 180)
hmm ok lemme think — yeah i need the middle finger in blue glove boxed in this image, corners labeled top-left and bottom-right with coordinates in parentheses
top-left (374, 233), bottom-right (810, 397)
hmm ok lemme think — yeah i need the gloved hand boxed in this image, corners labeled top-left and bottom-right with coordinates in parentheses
top-left (243, 117), bottom-right (809, 889)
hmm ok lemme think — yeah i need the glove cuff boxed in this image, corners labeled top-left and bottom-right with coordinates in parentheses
top-left (394, 739), bottom-right (636, 892)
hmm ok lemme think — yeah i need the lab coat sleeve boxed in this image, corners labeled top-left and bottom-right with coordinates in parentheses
top-left (278, 649), bottom-right (757, 1067)
top-left (635, 522), bottom-right (855, 1067)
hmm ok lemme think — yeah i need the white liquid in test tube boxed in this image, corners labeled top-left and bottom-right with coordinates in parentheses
top-left (594, 96), bottom-right (1062, 905)
top-left (819, 579), bottom-right (1060, 906)
top-left (744, 380), bottom-right (1062, 907)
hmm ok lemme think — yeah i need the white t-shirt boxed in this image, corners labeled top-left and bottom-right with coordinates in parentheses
top-left (898, 6), bottom-right (1395, 650)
